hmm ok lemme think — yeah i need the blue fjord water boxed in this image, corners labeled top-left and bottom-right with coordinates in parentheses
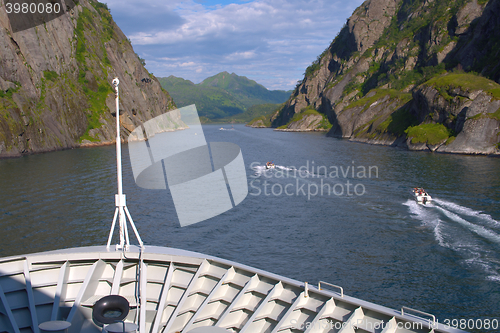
top-left (1, 124), bottom-right (499, 331)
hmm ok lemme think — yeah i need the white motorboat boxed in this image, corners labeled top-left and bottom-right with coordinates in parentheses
top-left (0, 80), bottom-right (466, 333)
top-left (412, 187), bottom-right (432, 205)
top-left (265, 162), bottom-right (275, 169)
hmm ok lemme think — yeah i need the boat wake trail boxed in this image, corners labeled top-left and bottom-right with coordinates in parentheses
top-left (252, 165), bottom-right (320, 178)
top-left (404, 198), bottom-right (500, 282)
top-left (434, 205), bottom-right (500, 244)
top-left (433, 198), bottom-right (500, 228)
top-left (403, 199), bottom-right (448, 247)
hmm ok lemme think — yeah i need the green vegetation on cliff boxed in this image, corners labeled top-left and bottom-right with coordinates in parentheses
top-left (224, 103), bottom-right (280, 124)
top-left (345, 89), bottom-right (412, 113)
top-left (292, 107), bottom-right (331, 129)
top-left (300, 0), bottom-right (496, 101)
top-left (248, 115), bottom-right (272, 127)
top-left (425, 73), bottom-right (500, 100)
top-left (405, 123), bottom-right (454, 145)
top-left (74, 5), bottom-right (115, 142)
top-left (356, 0), bottom-right (470, 95)
top-left (275, 107), bottom-right (331, 130)
top-left (0, 83), bottom-right (21, 151)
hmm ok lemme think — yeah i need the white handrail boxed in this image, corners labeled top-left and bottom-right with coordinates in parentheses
top-left (318, 281), bottom-right (344, 297)
top-left (401, 306), bottom-right (436, 325)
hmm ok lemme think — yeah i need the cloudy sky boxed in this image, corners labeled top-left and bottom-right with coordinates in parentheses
top-left (104, 0), bottom-right (365, 90)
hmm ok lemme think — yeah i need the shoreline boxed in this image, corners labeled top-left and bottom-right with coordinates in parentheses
top-left (0, 140), bottom-right (117, 159)
top-left (247, 126), bottom-right (500, 157)
top-left (2, 126), bottom-right (498, 159)
top-left (273, 128), bottom-right (329, 132)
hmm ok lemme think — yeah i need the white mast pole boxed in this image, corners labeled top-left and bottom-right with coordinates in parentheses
top-left (115, 78), bottom-right (126, 248)
top-left (107, 78), bottom-right (144, 250)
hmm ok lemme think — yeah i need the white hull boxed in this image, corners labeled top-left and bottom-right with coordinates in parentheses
top-left (412, 189), bottom-right (432, 205)
top-left (415, 194), bottom-right (432, 204)
top-left (0, 245), bottom-right (466, 333)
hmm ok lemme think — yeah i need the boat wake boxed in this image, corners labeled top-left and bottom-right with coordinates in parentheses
top-left (252, 164), bottom-right (323, 178)
top-left (433, 198), bottom-right (500, 228)
top-left (404, 198), bottom-right (500, 282)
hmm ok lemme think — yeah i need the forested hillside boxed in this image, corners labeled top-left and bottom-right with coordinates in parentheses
top-left (159, 72), bottom-right (290, 122)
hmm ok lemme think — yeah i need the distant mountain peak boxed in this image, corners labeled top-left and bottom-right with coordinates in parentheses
top-left (158, 73), bottom-right (292, 122)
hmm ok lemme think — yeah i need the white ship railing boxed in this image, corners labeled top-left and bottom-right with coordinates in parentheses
top-left (318, 281), bottom-right (344, 297)
top-left (402, 306), bottom-right (437, 325)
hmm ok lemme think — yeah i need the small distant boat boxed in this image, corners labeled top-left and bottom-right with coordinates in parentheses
top-left (265, 162), bottom-right (275, 169)
top-left (412, 187), bottom-right (432, 205)
top-left (219, 126), bottom-right (235, 131)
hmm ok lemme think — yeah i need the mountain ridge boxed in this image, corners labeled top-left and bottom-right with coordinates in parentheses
top-left (158, 73), bottom-right (291, 122)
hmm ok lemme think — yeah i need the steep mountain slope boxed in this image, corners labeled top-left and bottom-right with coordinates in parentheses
top-left (158, 76), bottom-right (245, 120)
top-left (225, 103), bottom-right (281, 125)
top-left (0, 0), bottom-right (175, 157)
top-left (159, 72), bottom-right (291, 121)
top-left (270, 0), bottom-right (500, 155)
top-left (200, 72), bottom-right (291, 107)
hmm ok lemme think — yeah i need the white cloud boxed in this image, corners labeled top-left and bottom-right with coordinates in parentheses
top-left (179, 61), bottom-right (198, 67)
top-left (105, 0), bottom-right (365, 90)
top-left (225, 51), bottom-right (257, 61)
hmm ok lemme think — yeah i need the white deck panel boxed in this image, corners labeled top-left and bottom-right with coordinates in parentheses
top-left (0, 246), bottom-right (468, 333)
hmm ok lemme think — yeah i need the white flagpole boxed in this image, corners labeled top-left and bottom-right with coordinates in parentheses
top-left (107, 78), bottom-right (144, 250)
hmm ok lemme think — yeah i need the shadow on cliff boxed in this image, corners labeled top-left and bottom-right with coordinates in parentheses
top-left (327, 24), bottom-right (359, 75)
top-left (321, 93), bottom-right (346, 139)
top-left (444, 0), bottom-right (500, 82)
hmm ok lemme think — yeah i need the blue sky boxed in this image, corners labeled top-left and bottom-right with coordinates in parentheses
top-left (194, 0), bottom-right (253, 6)
top-left (104, 0), bottom-right (365, 90)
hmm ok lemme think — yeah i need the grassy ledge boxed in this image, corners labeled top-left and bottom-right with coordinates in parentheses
top-left (405, 123), bottom-right (454, 145)
top-left (425, 73), bottom-right (500, 99)
top-left (75, 4), bottom-right (115, 142)
top-left (345, 89), bottom-right (412, 113)
top-left (277, 107), bottom-right (331, 130)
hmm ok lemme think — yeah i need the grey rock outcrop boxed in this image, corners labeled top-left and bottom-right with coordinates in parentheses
top-left (246, 119), bottom-right (267, 128)
top-left (438, 118), bottom-right (499, 154)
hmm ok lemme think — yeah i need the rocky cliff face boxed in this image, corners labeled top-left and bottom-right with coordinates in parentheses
top-left (270, 0), bottom-right (500, 155)
top-left (0, 0), bottom-right (175, 157)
